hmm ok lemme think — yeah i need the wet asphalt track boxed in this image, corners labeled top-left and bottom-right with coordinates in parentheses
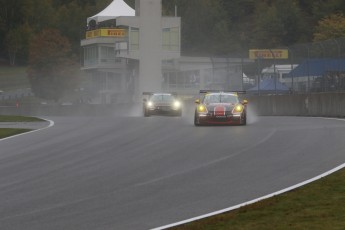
top-left (1, 107), bottom-right (345, 230)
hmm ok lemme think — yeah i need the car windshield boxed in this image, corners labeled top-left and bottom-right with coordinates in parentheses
top-left (203, 94), bottom-right (239, 104)
top-left (150, 94), bottom-right (174, 102)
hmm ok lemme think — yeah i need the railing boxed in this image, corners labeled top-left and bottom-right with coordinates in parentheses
top-left (247, 37), bottom-right (345, 94)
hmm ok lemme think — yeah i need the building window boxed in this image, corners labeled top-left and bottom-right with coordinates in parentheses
top-left (99, 46), bottom-right (116, 63)
top-left (84, 46), bottom-right (98, 65)
top-left (100, 46), bottom-right (115, 59)
top-left (130, 28), bottom-right (139, 50)
top-left (163, 27), bottom-right (179, 51)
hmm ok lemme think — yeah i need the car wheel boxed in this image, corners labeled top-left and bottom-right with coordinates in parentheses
top-left (194, 111), bottom-right (200, 126)
top-left (241, 113), bottom-right (247, 125)
top-left (144, 108), bottom-right (150, 117)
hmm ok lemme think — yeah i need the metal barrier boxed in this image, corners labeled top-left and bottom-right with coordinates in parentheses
top-left (248, 37), bottom-right (345, 94)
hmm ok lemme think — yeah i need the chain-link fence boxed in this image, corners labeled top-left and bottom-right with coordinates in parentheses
top-left (246, 37), bottom-right (345, 94)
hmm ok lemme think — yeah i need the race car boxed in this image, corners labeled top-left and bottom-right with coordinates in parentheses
top-left (194, 90), bottom-right (248, 126)
top-left (143, 92), bottom-right (182, 117)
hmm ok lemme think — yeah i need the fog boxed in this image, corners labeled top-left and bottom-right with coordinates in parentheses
top-left (247, 105), bottom-right (259, 124)
top-left (119, 97), bottom-right (259, 126)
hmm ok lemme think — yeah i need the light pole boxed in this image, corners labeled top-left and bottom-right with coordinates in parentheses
top-left (256, 56), bottom-right (262, 95)
top-left (269, 49), bottom-right (277, 94)
top-left (304, 44), bottom-right (310, 93)
top-left (288, 47), bottom-right (294, 93)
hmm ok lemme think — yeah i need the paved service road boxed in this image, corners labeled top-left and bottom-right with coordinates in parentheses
top-left (1, 113), bottom-right (345, 230)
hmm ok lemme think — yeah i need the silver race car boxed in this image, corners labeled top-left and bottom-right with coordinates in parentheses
top-left (143, 92), bottom-right (182, 117)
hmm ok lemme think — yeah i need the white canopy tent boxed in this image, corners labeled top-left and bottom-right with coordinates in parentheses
top-left (87, 0), bottom-right (135, 24)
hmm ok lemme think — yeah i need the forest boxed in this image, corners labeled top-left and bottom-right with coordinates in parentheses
top-left (1, 0), bottom-right (345, 65)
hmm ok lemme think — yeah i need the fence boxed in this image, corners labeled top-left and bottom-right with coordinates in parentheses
top-left (245, 37), bottom-right (345, 94)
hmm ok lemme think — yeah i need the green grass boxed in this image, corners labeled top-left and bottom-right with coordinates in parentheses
top-left (0, 115), bottom-right (44, 122)
top-left (170, 169), bottom-right (345, 230)
top-left (0, 128), bottom-right (32, 139)
top-left (0, 66), bottom-right (30, 90)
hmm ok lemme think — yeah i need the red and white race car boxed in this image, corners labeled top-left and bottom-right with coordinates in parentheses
top-left (194, 90), bottom-right (248, 126)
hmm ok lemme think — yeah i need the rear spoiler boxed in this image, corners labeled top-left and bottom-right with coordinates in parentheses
top-left (142, 92), bottom-right (178, 96)
top-left (199, 90), bottom-right (246, 94)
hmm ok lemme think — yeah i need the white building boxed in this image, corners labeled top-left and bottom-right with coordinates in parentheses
top-left (261, 64), bottom-right (298, 89)
top-left (81, 0), bottom-right (180, 103)
top-left (80, 0), bottom-right (252, 103)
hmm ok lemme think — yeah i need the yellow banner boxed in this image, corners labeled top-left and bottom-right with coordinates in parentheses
top-left (86, 29), bottom-right (127, 39)
top-left (249, 49), bottom-right (289, 59)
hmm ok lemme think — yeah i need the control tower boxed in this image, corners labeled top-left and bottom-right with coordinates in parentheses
top-left (81, 0), bottom-right (181, 103)
top-left (135, 0), bottom-right (163, 94)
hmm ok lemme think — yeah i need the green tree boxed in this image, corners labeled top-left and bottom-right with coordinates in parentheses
top-left (55, 0), bottom-right (112, 54)
top-left (0, 0), bottom-right (56, 64)
top-left (5, 24), bottom-right (33, 66)
top-left (164, 0), bottom-right (231, 56)
top-left (5, 27), bottom-right (23, 66)
top-left (252, 0), bottom-right (305, 48)
top-left (311, 0), bottom-right (345, 21)
top-left (28, 29), bottom-right (79, 101)
top-left (21, 0), bottom-right (56, 32)
top-left (220, 0), bottom-right (256, 52)
top-left (2, 0), bottom-right (345, 64)
top-left (313, 13), bottom-right (345, 41)
top-left (0, 0), bottom-right (26, 61)
top-left (55, 1), bottom-right (86, 54)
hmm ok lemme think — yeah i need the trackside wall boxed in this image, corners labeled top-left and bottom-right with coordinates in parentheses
top-left (1, 93), bottom-right (345, 117)
top-left (247, 93), bottom-right (345, 117)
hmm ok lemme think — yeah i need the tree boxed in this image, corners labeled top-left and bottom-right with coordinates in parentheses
top-left (21, 0), bottom-right (56, 32)
top-left (252, 0), bottom-right (305, 48)
top-left (220, 0), bottom-right (256, 52)
top-left (55, 2), bottom-right (86, 54)
top-left (163, 0), bottom-right (232, 56)
top-left (55, 0), bottom-right (112, 54)
top-left (5, 24), bottom-right (33, 65)
top-left (0, 0), bottom-right (26, 60)
top-left (313, 13), bottom-right (345, 41)
top-left (5, 27), bottom-right (23, 66)
top-left (311, 0), bottom-right (345, 21)
top-left (2, 0), bottom-right (345, 64)
top-left (28, 29), bottom-right (79, 101)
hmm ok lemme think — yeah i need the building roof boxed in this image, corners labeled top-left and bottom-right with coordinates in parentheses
top-left (247, 78), bottom-right (289, 92)
top-left (288, 59), bottom-right (345, 77)
top-left (262, 64), bottom-right (298, 74)
top-left (87, 0), bottom-right (135, 24)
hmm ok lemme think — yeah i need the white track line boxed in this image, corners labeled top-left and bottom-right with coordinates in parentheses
top-left (0, 118), bottom-right (54, 141)
top-left (151, 117), bottom-right (345, 230)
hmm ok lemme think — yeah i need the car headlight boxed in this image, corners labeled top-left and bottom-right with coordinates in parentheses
top-left (197, 105), bottom-right (207, 113)
top-left (173, 100), bottom-right (181, 109)
top-left (147, 101), bottom-right (154, 107)
top-left (232, 104), bottom-right (244, 113)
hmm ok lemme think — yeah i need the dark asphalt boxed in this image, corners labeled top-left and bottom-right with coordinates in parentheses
top-left (1, 109), bottom-right (345, 230)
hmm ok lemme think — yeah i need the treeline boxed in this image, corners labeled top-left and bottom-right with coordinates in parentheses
top-left (1, 0), bottom-right (345, 65)
top-left (0, 0), bottom-right (112, 65)
top-left (163, 0), bottom-right (345, 56)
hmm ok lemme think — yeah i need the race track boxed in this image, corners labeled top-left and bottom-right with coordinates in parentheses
top-left (1, 108), bottom-right (345, 230)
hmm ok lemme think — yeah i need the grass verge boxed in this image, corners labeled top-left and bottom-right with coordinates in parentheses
top-left (170, 168), bottom-right (345, 230)
top-left (0, 128), bottom-right (32, 139)
top-left (0, 66), bottom-right (30, 90)
top-left (0, 115), bottom-right (45, 122)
